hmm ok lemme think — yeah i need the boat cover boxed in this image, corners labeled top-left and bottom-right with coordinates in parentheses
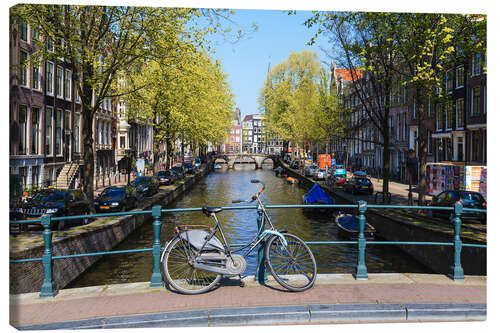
top-left (303, 183), bottom-right (333, 204)
top-left (334, 168), bottom-right (346, 176)
top-left (337, 214), bottom-right (374, 232)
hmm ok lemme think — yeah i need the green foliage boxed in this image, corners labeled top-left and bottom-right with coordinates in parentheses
top-left (259, 51), bottom-right (341, 148)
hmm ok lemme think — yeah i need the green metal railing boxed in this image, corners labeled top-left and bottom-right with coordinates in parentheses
top-left (9, 202), bottom-right (486, 298)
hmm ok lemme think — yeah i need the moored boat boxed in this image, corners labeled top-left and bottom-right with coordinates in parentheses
top-left (302, 183), bottom-right (334, 213)
top-left (335, 213), bottom-right (376, 239)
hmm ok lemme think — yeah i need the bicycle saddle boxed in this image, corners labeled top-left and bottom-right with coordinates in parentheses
top-left (202, 206), bottom-right (222, 217)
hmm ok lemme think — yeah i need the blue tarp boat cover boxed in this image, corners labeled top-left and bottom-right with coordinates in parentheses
top-left (334, 168), bottom-right (346, 176)
top-left (337, 215), bottom-right (359, 231)
top-left (303, 183), bottom-right (333, 204)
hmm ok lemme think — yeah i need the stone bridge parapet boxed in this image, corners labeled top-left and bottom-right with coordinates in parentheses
top-left (214, 153), bottom-right (280, 169)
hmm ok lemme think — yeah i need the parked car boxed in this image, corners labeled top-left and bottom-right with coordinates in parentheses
top-left (184, 162), bottom-right (195, 174)
top-left (343, 177), bottom-right (374, 195)
top-left (334, 174), bottom-right (347, 186)
top-left (131, 176), bottom-right (159, 199)
top-left (290, 160), bottom-right (301, 169)
top-left (18, 189), bottom-right (93, 230)
top-left (157, 170), bottom-right (175, 185)
top-left (95, 186), bottom-right (137, 213)
top-left (305, 165), bottom-right (318, 177)
top-left (429, 190), bottom-right (486, 223)
top-left (313, 168), bottom-right (327, 180)
top-left (171, 166), bottom-right (185, 179)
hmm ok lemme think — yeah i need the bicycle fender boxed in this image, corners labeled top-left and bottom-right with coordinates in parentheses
top-left (263, 230), bottom-right (288, 248)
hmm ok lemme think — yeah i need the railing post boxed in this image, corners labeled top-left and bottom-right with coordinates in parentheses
top-left (451, 203), bottom-right (465, 281)
top-left (255, 206), bottom-right (266, 284)
top-left (355, 200), bottom-right (368, 280)
top-left (150, 205), bottom-right (163, 288)
top-left (40, 215), bottom-right (58, 298)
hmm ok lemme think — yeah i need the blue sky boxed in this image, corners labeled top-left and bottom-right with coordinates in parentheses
top-left (207, 9), bottom-right (331, 117)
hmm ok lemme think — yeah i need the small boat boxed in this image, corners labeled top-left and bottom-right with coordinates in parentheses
top-left (274, 166), bottom-right (286, 177)
top-left (302, 183), bottom-right (334, 213)
top-left (287, 177), bottom-right (298, 184)
top-left (214, 164), bottom-right (222, 170)
top-left (335, 213), bottom-right (376, 239)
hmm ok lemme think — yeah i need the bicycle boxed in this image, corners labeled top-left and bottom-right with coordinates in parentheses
top-left (161, 179), bottom-right (317, 294)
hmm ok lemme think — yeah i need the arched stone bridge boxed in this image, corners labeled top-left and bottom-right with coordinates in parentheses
top-left (214, 153), bottom-right (280, 169)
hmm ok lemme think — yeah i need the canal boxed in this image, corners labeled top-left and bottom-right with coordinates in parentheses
top-left (68, 163), bottom-right (431, 288)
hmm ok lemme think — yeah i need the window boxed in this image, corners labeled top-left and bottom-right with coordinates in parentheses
top-left (456, 66), bottom-right (464, 88)
top-left (56, 66), bottom-right (63, 98)
top-left (471, 87), bottom-right (481, 116)
top-left (46, 62), bottom-right (54, 95)
top-left (32, 65), bottom-right (41, 90)
top-left (446, 102), bottom-right (454, 130)
top-left (18, 105), bottom-right (28, 155)
top-left (76, 87), bottom-right (81, 104)
top-left (471, 131), bottom-right (480, 161)
top-left (436, 104), bottom-right (444, 131)
top-left (31, 107), bottom-right (40, 154)
top-left (484, 86), bottom-right (487, 114)
top-left (456, 99), bottom-right (464, 129)
top-left (32, 27), bottom-right (39, 41)
top-left (64, 110), bottom-right (71, 131)
top-left (472, 54), bottom-right (482, 76)
top-left (20, 22), bottom-right (28, 42)
top-left (403, 113), bottom-right (407, 140)
top-left (445, 70), bottom-right (453, 92)
top-left (64, 70), bottom-right (71, 100)
top-left (120, 135), bottom-right (126, 148)
top-left (397, 114), bottom-right (400, 140)
top-left (47, 38), bottom-right (54, 52)
top-left (74, 113), bottom-right (80, 153)
top-left (19, 50), bottom-right (28, 87)
top-left (427, 130), bottom-right (432, 154)
top-left (45, 107), bottom-right (53, 155)
top-left (55, 109), bottom-right (62, 155)
top-left (32, 166), bottom-right (40, 188)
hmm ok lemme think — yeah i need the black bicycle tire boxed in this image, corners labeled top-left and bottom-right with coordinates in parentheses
top-left (264, 233), bottom-right (317, 292)
top-left (162, 236), bottom-right (222, 295)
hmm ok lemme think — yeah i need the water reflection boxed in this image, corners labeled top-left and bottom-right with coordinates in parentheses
top-left (68, 164), bottom-right (430, 288)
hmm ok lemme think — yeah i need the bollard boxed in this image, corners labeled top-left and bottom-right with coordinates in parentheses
top-left (355, 200), bottom-right (368, 280)
top-left (255, 206), bottom-right (267, 283)
top-left (451, 203), bottom-right (465, 281)
top-left (150, 205), bottom-right (163, 288)
top-left (40, 215), bottom-right (58, 298)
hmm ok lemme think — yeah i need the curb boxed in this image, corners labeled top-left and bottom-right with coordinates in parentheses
top-left (17, 303), bottom-right (486, 329)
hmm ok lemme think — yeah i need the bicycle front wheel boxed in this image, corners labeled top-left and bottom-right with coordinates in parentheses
top-left (162, 236), bottom-right (222, 294)
top-left (265, 233), bottom-right (317, 291)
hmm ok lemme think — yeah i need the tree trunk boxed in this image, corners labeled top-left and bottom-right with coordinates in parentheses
top-left (382, 131), bottom-right (391, 203)
top-left (152, 128), bottom-right (160, 176)
top-left (81, 100), bottom-right (95, 208)
top-left (181, 133), bottom-right (185, 167)
top-left (416, 92), bottom-right (428, 205)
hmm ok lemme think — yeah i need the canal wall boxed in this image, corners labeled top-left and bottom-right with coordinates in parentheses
top-left (9, 162), bottom-right (214, 295)
top-left (280, 161), bottom-right (486, 276)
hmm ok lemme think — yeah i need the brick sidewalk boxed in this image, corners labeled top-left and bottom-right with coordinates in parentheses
top-left (9, 273), bottom-right (486, 327)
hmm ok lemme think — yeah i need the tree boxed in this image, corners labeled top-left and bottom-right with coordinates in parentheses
top-left (305, 12), bottom-right (403, 202)
top-left (11, 4), bottom-right (241, 203)
top-left (393, 13), bottom-right (486, 204)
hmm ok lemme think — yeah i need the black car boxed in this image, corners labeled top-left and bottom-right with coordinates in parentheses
top-left (131, 176), bottom-right (159, 199)
top-left (18, 189), bottom-right (93, 230)
top-left (429, 190), bottom-right (486, 223)
top-left (171, 166), bottom-right (185, 179)
top-left (94, 186), bottom-right (137, 213)
top-left (184, 162), bottom-right (195, 174)
top-left (157, 170), bottom-right (175, 185)
top-left (343, 177), bottom-right (374, 195)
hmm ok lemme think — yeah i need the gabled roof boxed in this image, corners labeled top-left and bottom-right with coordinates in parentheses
top-left (336, 68), bottom-right (363, 81)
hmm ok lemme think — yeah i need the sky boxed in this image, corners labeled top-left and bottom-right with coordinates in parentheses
top-left (206, 9), bottom-right (331, 118)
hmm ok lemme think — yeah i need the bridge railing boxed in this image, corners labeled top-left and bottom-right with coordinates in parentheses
top-left (9, 202), bottom-right (486, 298)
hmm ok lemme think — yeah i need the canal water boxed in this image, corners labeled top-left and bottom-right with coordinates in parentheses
top-left (68, 164), bottom-right (431, 288)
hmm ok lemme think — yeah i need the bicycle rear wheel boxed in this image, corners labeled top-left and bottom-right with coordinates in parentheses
top-left (265, 233), bottom-right (317, 291)
top-left (162, 236), bottom-right (221, 294)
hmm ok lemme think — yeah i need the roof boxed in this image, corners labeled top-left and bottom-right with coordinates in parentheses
top-left (335, 68), bottom-right (363, 81)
